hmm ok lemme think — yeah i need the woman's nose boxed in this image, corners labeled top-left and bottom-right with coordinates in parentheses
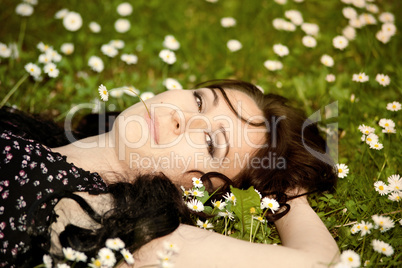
top-left (172, 110), bottom-right (210, 135)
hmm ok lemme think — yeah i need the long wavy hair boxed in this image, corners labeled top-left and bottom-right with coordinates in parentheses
top-left (1, 79), bottom-right (337, 266)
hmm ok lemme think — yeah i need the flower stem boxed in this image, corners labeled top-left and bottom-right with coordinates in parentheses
top-left (249, 216), bottom-right (253, 242)
top-left (126, 87), bottom-right (151, 119)
top-left (0, 73), bottom-right (29, 108)
top-left (18, 18), bottom-right (27, 52)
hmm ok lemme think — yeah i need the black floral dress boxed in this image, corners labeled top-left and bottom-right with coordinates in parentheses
top-left (0, 130), bottom-right (108, 267)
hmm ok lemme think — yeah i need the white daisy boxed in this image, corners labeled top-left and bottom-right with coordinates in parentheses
top-left (378, 118), bottom-right (395, 129)
top-left (320, 55), bottom-right (334, 67)
top-left (163, 78), bottom-right (183, 90)
top-left (382, 127), bottom-right (396, 134)
top-left (284, 10), bottom-right (303, 25)
top-left (98, 84), bottom-right (109, 101)
top-left (190, 189), bottom-right (204, 197)
top-left (140, 92), bottom-right (155, 100)
top-left (212, 199), bottom-right (226, 210)
top-left (121, 54), bottom-right (138, 64)
top-left (376, 30), bottom-right (391, 44)
top-left (60, 43), bottom-right (74, 55)
top-left (350, 223), bottom-right (360, 234)
top-left (359, 13), bottom-right (377, 25)
top-left (0, 43), bottom-right (11, 58)
top-left (120, 248), bottom-right (135, 264)
top-left (163, 241), bottom-right (179, 254)
top-left (42, 254), bottom-right (52, 268)
top-left (43, 63), bottom-right (60, 78)
top-left (253, 215), bottom-right (267, 224)
top-left (159, 49), bottom-right (176, 64)
top-left (340, 249), bottom-right (360, 268)
top-left (106, 238), bottom-right (125, 250)
top-left (376, 74), bottom-right (390, 86)
top-left (352, 0), bottom-right (366, 9)
top-left (274, 0), bottom-right (287, 4)
top-left (88, 56), bottom-right (104, 73)
top-left (352, 72), bottom-right (369, 82)
top-left (196, 219), bottom-right (214, 229)
top-left (180, 186), bottom-right (190, 197)
top-left (122, 86), bottom-right (140, 97)
top-left (333, 36), bottom-right (349, 50)
top-left (264, 60), bottom-right (283, 71)
top-left (63, 11), bottom-right (83, 32)
top-left (89, 21), bottom-right (101, 33)
top-left (163, 35), bottom-right (180, 51)
top-left (221, 17), bottom-right (236, 28)
top-left (371, 239), bottom-right (394, 256)
top-left (365, 133), bottom-right (378, 144)
top-left (379, 12), bottom-right (395, 23)
top-left (369, 142), bottom-right (383, 150)
top-left (75, 251), bottom-right (87, 262)
top-left (382, 23), bottom-right (397, 37)
top-left (388, 192), bottom-right (401, 202)
top-left (374, 181), bottom-right (389, 195)
top-left (24, 62), bottom-right (41, 78)
top-left (117, 2), bottom-right (133, 16)
top-left (301, 22), bottom-right (319, 36)
top-left (24, 0), bottom-right (38, 5)
top-left (366, 3), bottom-right (378, 13)
top-left (101, 44), bottom-right (118, 58)
top-left (223, 192), bottom-right (237, 205)
top-left (62, 247), bottom-right (77, 261)
top-left (54, 8), bottom-right (69, 19)
top-left (302, 36), bottom-right (317, 48)
top-left (38, 53), bottom-right (52, 64)
top-left (342, 26), bottom-right (356, 40)
top-left (186, 199), bottom-right (204, 212)
top-left (107, 40), bottom-right (124, 49)
top-left (227, 39), bottom-right (242, 52)
top-left (98, 247), bottom-right (116, 267)
top-left (217, 210), bottom-right (235, 220)
top-left (388, 175), bottom-right (402, 193)
top-left (336, 163), bottom-right (349, 178)
top-left (273, 44), bottom-right (289, 57)
top-left (386, 101), bottom-right (401, 112)
top-left (15, 3), bottom-right (34, 16)
top-left (114, 18), bottom-right (131, 33)
top-left (360, 221), bottom-right (373, 236)
top-left (192, 177), bottom-right (203, 188)
top-left (372, 215), bottom-right (395, 232)
top-left (260, 197), bottom-right (280, 213)
top-left (358, 124), bottom-right (375, 135)
top-left (326, 74), bottom-right (336, 82)
top-left (342, 7), bottom-right (358, 20)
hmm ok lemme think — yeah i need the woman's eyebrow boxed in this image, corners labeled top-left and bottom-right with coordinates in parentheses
top-left (207, 87), bottom-right (219, 106)
top-left (220, 125), bottom-right (230, 158)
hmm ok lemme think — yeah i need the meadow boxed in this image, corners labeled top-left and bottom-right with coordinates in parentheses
top-left (0, 0), bottom-right (401, 267)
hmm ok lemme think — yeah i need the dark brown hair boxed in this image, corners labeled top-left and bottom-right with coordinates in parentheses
top-left (197, 80), bottom-right (337, 203)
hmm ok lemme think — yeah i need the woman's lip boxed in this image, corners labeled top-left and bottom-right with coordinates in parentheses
top-left (144, 112), bottom-right (159, 144)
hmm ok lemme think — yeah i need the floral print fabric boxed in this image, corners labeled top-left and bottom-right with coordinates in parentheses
top-left (0, 130), bottom-right (107, 267)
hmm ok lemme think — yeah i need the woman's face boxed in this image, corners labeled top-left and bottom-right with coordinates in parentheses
top-left (112, 87), bottom-right (266, 187)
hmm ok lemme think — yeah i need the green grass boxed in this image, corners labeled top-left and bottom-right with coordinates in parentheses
top-left (1, 0), bottom-right (401, 266)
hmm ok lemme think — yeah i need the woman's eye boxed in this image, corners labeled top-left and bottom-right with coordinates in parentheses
top-left (205, 132), bottom-right (215, 157)
top-left (193, 91), bottom-right (203, 113)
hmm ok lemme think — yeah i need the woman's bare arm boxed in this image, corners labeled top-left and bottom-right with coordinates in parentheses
top-left (122, 196), bottom-right (339, 268)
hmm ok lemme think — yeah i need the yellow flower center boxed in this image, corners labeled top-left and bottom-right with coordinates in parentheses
top-left (94, 259), bottom-right (101, 267)
top-left (364, 226), bottom-right (368, 230)
top-left (338, 168), bottom-right (343, 173)
top-left (382, 247), bottom-right (386, 252)
top-left (193, 205), bottom-right (198, 210)
top-left (203, 223), bottom-right (208, 228)
top-left (215, 201), bottom-right (221, 207)
top-left (30, 68), bottom-right (34, 72)
top-left (258, 216), bottom-right (263, 221)
top-left (385, 123), bottom-right (389, 127)
top-left (103, 90), bottom-right (107, 95)
top-left (348, 257), bottom-right (353, 262)
top-left (379, 185), bottom-right (384, 190)
top-left (250, 207), bottom-right (256, 214)
top-left (392, 105), bottom-right (396, 109)
top-left (380, 221), bottom-right (384, 225)
top-left (359, 75), bottom-right (363, 79)
top-left (268, 203), bottom-right (273, 208)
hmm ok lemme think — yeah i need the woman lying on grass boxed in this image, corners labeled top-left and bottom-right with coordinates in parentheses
top-left (0, 80), bottom-right (339, 267)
